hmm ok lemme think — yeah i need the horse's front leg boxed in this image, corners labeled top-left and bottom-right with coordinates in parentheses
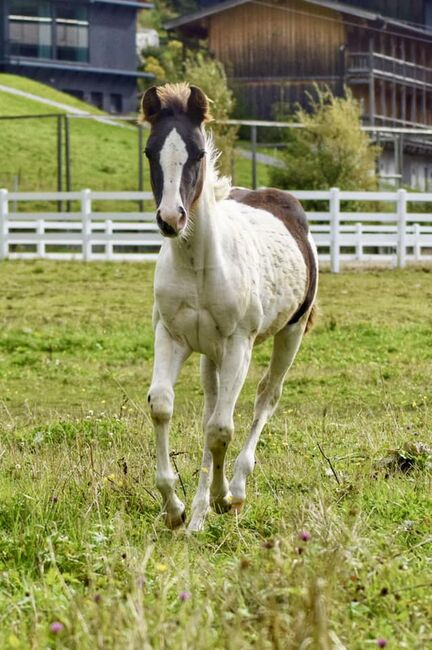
top-left (188, 356), bottom-right (218, 532)
top-left (148, 322), bottom-right (191, 529)
top-left (206, 334), bottom-right (252, 513)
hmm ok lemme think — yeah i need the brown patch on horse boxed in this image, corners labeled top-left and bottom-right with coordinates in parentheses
top-left (230, 188), bottom-right (317, 331)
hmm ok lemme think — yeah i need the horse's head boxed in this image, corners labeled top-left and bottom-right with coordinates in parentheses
top-left (141, 84), bottom-right (210, 238)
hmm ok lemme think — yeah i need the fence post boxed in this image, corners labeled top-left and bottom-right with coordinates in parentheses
top-left (106, 219), bottom-right (113, 260)
top-left (81, 189), bottom-right (92, 261)
top-left (413, 223), bottom-right (421, 261)
top-left (355, 222), bottom-right (363, 261)
top-left (37, 219), bottom-right (45, 258)
top-left (251, 124), bottom-right (257, 190)
top-left (329, 187), bottom-right (340, 273)
top-left (0, 189), bottom-right (9, 260)
top-left (396, 188), bottom-right (407, 268)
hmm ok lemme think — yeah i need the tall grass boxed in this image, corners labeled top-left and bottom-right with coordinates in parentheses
top-left (0, 261), bottom-right (430, 648)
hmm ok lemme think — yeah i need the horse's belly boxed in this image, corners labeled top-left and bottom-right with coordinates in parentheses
top-left (254, 231), bottom-right (308, 340)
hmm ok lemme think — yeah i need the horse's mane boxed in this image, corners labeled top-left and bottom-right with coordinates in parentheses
top-left (204, 130), bottom-right (232, 203)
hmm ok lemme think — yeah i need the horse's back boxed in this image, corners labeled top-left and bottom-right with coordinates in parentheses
top-left (229, 187), bottom-right (308, 237)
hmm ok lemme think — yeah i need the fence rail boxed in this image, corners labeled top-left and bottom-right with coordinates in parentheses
top-left (0, 188), bottom-right (431, 272)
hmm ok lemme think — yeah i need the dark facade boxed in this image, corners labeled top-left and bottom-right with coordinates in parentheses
top-left (0, 0), bottom-right (153, 113)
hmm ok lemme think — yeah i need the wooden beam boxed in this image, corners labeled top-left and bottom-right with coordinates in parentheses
top-left (391, 36), bottom-right (397, 126)
top-left (400, 39), bottom-right (407, 125)
top-left (411, 86), bottom-right (417, 125)
top-left (380, 79), bottom-right (386, 123)
top-left (421, 46), bottom-right (427, 125)
top-left (368, 35), bottom-right (375, 126)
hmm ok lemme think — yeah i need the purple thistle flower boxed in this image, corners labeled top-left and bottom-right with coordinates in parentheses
top-left (94, 593), bottom-right (101, 603)
top-left (50, 621), bottom-right (64, 634)
top-left (376, 640), bottom-right (388, 648)
top-left (299, 530), bottom-right (311, 542)
top-left (179, 590), bottom-right (191, 602)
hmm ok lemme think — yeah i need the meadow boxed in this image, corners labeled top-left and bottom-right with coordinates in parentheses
top-left (0, 261), bottom-right (431, 649)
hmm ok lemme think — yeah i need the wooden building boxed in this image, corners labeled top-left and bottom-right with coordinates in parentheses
top-left (166, 0), bottom-right (432, 188)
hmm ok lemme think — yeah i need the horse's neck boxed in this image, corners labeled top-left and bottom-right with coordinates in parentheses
top-left (170, 183), bottom-right (222, 269)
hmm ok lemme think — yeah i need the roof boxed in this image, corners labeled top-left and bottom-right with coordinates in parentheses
top-left (4, 57), bottom-right (153, 78)
top-left (92, 0), bottom-right (153, 9)
top-left (165, 0), bottom-right (432, 39)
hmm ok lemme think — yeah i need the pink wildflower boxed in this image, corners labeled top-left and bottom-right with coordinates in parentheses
top-left (50, 621), bottom-right (64, 634)
top-left (299, 530), bottom-right (311, 542)
top-left (179, 591), bottom-right (191, 602)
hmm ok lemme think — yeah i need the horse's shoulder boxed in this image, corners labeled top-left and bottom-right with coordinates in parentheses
top-left (229, 187), bottom-right (309, 235)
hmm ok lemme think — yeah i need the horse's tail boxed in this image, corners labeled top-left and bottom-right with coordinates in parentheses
top-left (305, 302), bottom-right (318, 334)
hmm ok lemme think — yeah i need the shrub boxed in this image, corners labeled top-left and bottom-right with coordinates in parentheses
top-left (270, 86), bottom-right (380, 191)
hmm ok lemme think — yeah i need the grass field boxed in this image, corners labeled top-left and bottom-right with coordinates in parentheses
top-left (0, 261), bottom-right (431, 649)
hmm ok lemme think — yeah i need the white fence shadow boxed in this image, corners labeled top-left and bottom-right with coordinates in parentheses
top-left (0, 188), bottom-right (431, 272)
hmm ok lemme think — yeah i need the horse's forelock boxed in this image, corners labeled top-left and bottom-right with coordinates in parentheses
top-left (140, 83), bottom-right (211, 125)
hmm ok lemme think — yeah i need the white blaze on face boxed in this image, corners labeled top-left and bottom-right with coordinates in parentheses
top-left (158, 128), bottom-right (188, 224)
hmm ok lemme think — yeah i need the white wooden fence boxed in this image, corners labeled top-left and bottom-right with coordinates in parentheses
top-left (0, 188), bottom-right (431, 272)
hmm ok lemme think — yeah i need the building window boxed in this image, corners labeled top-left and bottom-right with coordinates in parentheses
top-left (8, 1), bottom-right (89, 63)
top-left (110, 93), bottom-right (123, 114)
top-left (9, 0), bottom-right (53, 59)
top-left (91, 92), bottom-right (104, 110)
top-left (55, 6), bottom-right (89, 63)
top-left (426, 0), bottom-right (432, 27)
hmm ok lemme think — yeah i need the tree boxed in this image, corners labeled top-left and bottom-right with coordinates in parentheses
top-left (270, 87), bottom-right (380, 191)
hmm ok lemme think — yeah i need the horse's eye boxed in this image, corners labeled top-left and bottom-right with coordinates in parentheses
top-left (145, 148), bottom-right (155, 160)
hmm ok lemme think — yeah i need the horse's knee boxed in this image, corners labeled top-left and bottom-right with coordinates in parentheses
top-left (148, 384), bottom-right (174, 422)
top-left (206, 419), bottom-right (234, 454)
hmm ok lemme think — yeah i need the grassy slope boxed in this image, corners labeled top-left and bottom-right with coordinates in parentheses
top-left (0, 74), bottom-right (269, 195)
top-left (0, 262), bottom-right (430, 649)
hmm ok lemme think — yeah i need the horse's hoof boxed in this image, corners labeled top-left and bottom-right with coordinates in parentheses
top-left (211, 494), bottom-right (232, 514)
top-left (166, 509), bottom-right (186, 530)
top-left (230, 499), bottom-right (244, 514)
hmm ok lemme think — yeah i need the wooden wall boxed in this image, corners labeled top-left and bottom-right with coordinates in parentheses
top-left (209, 0), bottom-right (345, 80)
top-left (208, 0), bottom-right (345, 117)
top-left (192, 0), bottom-right (432, 121)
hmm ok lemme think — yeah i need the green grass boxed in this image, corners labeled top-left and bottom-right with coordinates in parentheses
top-left (0, 73), bottom-right (105, 115)
top-left (0, 262), bottom-right (431, 648)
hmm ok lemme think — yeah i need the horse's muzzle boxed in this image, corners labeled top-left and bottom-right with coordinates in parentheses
top-left (156, 208), bottom-right (187, 238)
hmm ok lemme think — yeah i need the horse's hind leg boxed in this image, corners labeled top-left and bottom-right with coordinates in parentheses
top-left (206, 335), bottom-right (253, 514)
top-left (188, 356), bottom-right (218, 532)
top-left (229, 318), bottom-right (307, 510)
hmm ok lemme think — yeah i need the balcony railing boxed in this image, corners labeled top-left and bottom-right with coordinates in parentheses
top-left (348, 52), bottom-right (432, 89)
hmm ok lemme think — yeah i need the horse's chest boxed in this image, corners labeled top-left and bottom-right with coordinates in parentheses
top-left (155, 271), bottom-right (244, 356)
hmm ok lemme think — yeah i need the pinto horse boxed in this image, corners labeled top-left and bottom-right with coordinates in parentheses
top-left (141, 83), bottom-right (318, 531)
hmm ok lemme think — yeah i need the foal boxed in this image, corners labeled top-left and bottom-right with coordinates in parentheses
top-left (142, 83), bottom-right (318, 531)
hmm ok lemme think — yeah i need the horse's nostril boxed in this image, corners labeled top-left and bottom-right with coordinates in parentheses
top-left (179, 206), bottom-right (186, 220)
top-left (156, 211), bottom-right (177, 238)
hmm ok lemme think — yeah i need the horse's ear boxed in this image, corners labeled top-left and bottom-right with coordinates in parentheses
top-left (187, 86), bottom-right (210, 124)
top-left (141, 86), bottom-right (162, 124)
